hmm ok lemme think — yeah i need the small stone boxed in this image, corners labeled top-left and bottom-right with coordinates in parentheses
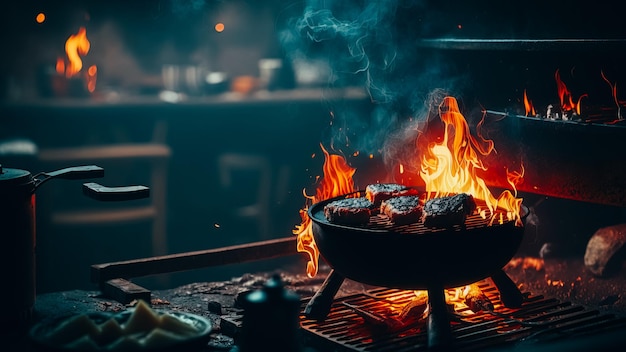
top-left (207, 300), bottom-right (223, 315)
top-left (584, 224), bottom-right (626, 277)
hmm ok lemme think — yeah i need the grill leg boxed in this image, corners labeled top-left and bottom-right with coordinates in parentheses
top-left (491, 269), bottom-right (524, 308)
top-left (427, 285), bottom-right (453, 350)
top-left (303, 270), bottom-right (345, 320)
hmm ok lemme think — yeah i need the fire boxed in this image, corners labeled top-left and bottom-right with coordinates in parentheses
top-left (420, 97), bottom-right (523, 225)
top-left (63, 27), bottom-right (91, 78)
top-left (554, 69), bottom-right (586, 116)
top-left (293, 143), bottom-right (357, 277)
top-left (54, 26), bottom-right (97, 94)
top-left (296, 96), bottom-right (524, 277)
top-left (523, 89), bottom-right (536, 117)
top-left (392, 284), bottom-right (493, 320)
top-left (601, 70), bottom-right (623, 121)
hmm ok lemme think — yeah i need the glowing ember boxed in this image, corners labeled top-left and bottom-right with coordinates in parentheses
top-left (505, 256), bottom-right (544, 271)
top-left (420, 97), bottom-right (523, 225)
top-left (293, 143), bottom-right (357, 277)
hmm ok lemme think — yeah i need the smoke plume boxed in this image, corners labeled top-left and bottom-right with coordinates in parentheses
top-left (279, 0), bottom-right (463, 177)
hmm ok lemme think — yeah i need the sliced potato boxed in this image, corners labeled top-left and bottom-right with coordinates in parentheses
top-left (140, 327), bottom-right (185, 349)
top-left (63, 335), bottom-right (100, 351)
top-left (104, 335), bottom-right (142, 351)
top-left (93, 317), bottom-right (124, 346)
top-left (159, 314), bottom-right (199, 336)
top-left (45, 314), bottom-right (100, 345)
top-left (122, 300), bottom-right (160, 335)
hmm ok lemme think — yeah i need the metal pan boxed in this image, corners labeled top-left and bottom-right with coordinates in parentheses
top-left (308, 190), bottom-right (529, 290)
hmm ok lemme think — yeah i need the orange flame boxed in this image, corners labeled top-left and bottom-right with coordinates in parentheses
top-left (293, 144), bottom-right (357, 277)
top-left (420, 97), bottom-right (523, 225)
top-left (523, 89), bottom-right (536, 117)
top-left (64, 27), bottom-right (91, 78)
top-left (601, 70), bottom-right (623, 120)
top-left (55, 57), bottom-right (65, 75)
top-left (297, 96), bottom-right (524, 276)
top-left (554, 69), bottom-right (587, 115)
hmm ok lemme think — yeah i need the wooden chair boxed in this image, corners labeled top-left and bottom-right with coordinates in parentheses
top-left (36, 119), bottom-right (171, 261)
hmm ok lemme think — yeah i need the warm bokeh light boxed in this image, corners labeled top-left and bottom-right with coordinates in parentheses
top-left (86, 65), bottom-right (97, 93)
top-left (214, 22), bottom-right (225, 32)
top-left (36, 13), bottom-right (46, 23)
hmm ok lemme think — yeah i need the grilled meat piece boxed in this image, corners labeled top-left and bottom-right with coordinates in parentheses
top-left (365, 183), bottom-right (419, 206)
top-left (422, 193), bottom-right (476, 228)
top-left (324, 197), bottom-right (373, 225)
top-left (380, 195), bottom-right (424, 225)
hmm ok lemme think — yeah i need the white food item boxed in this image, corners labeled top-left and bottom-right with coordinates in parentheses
top-left (42, 299), bottom-right (204, 351)
top-left (140, 328), bottom-right (185, 349)
top-left (63, 335), bottom-right (100, 351)
top-left (105, 335), bottom-right (143, 351)
top-left (45, 313), bottom-right (100, 345)
top-left (93, 317), bottom-right (124, 346)
top-left (159, 314), bottom-right (200, 336)
top-left (122, 300), bottom-right (161, 335)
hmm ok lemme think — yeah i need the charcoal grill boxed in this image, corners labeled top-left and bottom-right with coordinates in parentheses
top-left (305, 190), bottom-right (529, 349)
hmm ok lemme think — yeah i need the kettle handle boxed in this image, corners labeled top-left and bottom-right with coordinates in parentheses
top-left (82, 182), bottom-right (150, 201)
top-left (34, 165), bottom-right (104, 190)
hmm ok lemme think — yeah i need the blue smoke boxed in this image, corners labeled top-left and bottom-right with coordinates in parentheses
top-left (280, 0), bottom-right (457, 162)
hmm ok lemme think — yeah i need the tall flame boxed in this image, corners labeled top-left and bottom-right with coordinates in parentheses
top-left (293, 144), bottom-right (357, 277)
top-left (523, 89), bottom-right (535, 117)
top-left (64, 26), bottom-right (91, 78)
top-left (601, 70), bottom-right (623, 121)
top-left (296, 96), bottom-right (524, 276)
top-left (419, 97), bottom-right (523, 225)
top-left (554, 69), bottom-right (587, 115)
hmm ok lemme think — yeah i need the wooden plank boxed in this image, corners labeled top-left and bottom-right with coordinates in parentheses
top-left (91, 236), bottom-right (299, 287)
top-left (103, 278), bottom-right (151, 305)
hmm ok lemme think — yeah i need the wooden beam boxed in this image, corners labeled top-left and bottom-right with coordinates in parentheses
top-left (91, 236), bottom-right (299, 287)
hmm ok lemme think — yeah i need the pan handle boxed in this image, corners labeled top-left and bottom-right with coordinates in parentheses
top-left (33, 165), bottom-right (104, 190)
top-left (83, 182), bottom-right (150, 201)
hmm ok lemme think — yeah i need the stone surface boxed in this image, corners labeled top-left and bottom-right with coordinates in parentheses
top-left (584, 223), bottom-right (626, 277)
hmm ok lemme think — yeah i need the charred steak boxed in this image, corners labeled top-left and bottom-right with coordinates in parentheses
top-left (380, 195), bottom-right (424, 226)
top-left (324, 197), bottom-right (374, 225)
top-left (422, 193), bottom-right (476, 228)
top-left (365, 183), bottom-right (419, 205)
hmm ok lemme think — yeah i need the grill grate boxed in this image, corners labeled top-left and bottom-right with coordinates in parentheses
top-left (314, 192), bottom-right (516, 235)
top-left (365, 210), bottom-right (509, 234)
top-left (298, 280), bottom-right (626, 351)
top-left (221, 279), bottom-right (626, 351)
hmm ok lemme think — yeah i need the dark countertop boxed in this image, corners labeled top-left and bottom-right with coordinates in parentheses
top-left (5, 256), bottom-right (626, 352)
top-left (0, 87), bottom-right (370, 110)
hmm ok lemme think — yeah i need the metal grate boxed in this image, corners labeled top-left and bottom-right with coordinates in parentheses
top-left (296, 280), bottom-right (626, 351)
top-left (312, 191), bottom-right (517, 235)
top-left (365, 210), bottom-right (509, 234)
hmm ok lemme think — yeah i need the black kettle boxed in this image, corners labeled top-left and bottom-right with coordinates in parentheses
top-left (0, 164), bottom-right (148, 331)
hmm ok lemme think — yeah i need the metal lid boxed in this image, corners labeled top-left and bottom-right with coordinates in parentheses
top-left (0, 165), bottom-right (34, 191)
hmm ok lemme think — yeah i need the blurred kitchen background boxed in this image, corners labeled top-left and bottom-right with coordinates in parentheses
top-left (0, 0), bottom-right (378, 293)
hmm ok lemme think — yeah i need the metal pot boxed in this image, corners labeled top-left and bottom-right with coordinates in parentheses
top-left (308, 190), bottom-right (529, 290)
top-left (0, 164), bottom-right (104, 330)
